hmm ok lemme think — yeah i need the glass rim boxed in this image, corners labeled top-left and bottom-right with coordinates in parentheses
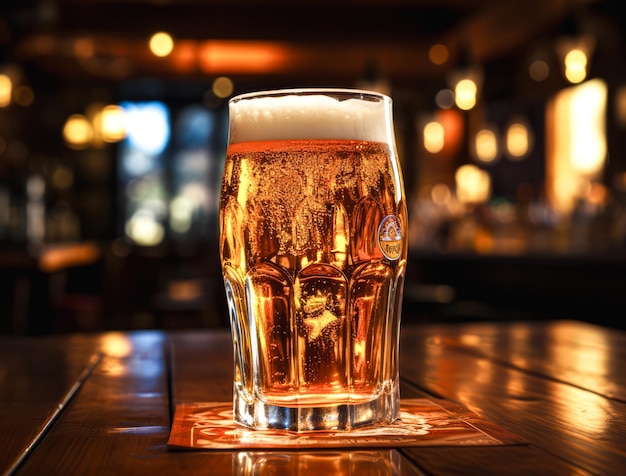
top-left (229, 87), bottom-right (391, 104)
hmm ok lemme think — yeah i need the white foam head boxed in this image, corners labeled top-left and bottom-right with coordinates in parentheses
top-left (228, 89), bottom-right (393, 144)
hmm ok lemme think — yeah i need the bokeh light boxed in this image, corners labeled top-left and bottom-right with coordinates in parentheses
top-left (149, 32), bottom-right (174, 57)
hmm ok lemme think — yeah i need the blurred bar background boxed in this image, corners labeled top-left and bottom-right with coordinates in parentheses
top-left (1, 0), bottom-right (625, 335)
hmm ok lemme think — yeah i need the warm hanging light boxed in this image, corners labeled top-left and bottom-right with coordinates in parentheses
top-left (555, 12), bottom-right (595, 84)
top-left (454, 79), bottom-right (478, 111)
top-left (447, 45), bottom-right (483, 111)
top-left (505, 117), bottom-right (533, 160)
top-left (473, 126), bottom-right (499, 163)
top-left (423, 120), bottom-right (445, 154)
top-left (556, 36), bottom-right (595, 84)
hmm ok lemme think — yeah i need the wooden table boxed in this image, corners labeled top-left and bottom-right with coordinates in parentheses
top-left (1, 319), bottom-right (624, 475)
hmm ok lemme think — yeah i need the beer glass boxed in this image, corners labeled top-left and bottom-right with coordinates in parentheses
top-left (219, 88), bottom-right (407, 431)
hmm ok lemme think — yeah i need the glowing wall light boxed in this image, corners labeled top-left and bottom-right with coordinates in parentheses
top-left (569, 81), bottom-right (606, 175)
top-left (198, 40), bottom-right (289, 74)
top-left (546, 78), bottom-right (607, 214)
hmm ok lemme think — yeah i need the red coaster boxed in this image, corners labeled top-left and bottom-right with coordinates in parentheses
top-left (167, 398), bottom-right (525, 450)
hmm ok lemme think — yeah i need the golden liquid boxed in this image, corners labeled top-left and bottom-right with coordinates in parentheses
top-left (220, 139), bottom-right (407, 408)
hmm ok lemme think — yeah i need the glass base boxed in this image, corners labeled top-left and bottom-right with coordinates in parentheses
top-left (233, 387), bottom-right (400, 432)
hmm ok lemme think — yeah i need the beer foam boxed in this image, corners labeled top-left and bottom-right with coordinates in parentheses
top-left (229, 92), bottom-right (392, 144)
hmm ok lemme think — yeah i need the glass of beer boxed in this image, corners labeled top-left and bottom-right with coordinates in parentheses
top-left (219, 88), bottom-right (407, 431)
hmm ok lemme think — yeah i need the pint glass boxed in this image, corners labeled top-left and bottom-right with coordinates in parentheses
top-left (219, 88), bottom-right (407, 431)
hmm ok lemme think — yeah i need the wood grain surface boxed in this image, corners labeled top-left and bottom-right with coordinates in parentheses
top-left (1, 320), bottom-right (624, 475)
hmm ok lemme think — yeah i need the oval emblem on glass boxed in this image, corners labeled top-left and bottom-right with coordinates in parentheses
top-left (377, 215), bottom-right (403, 260)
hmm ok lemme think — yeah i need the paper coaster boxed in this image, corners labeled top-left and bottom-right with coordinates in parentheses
top-left (167, 398), bottom-right (525, 450)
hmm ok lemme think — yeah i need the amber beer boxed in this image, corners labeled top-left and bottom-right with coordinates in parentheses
top-left (219, 89), bottom-right (407, 431)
